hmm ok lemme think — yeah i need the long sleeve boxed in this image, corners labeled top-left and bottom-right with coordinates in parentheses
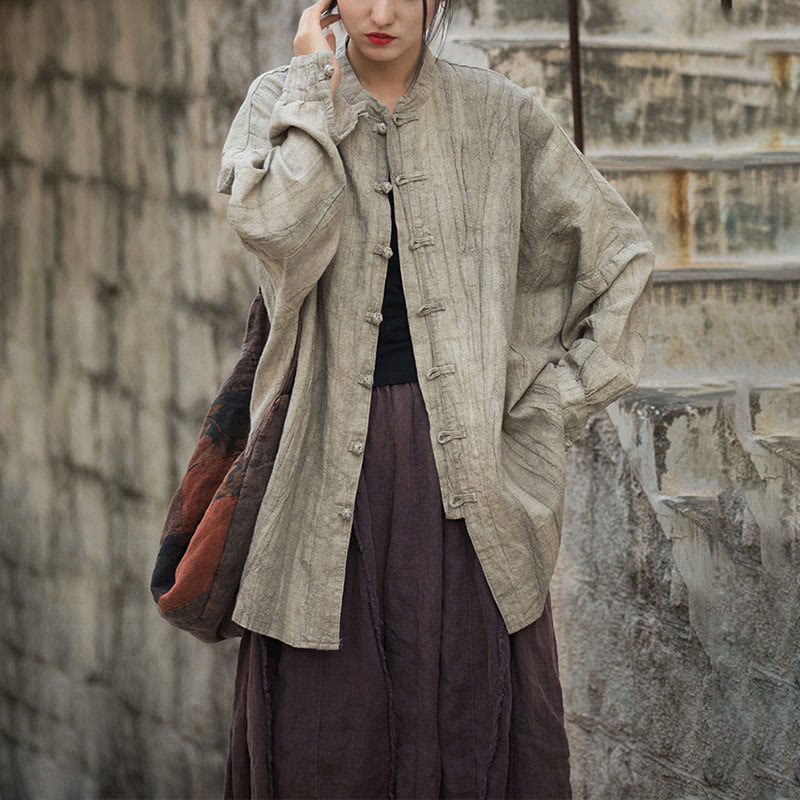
top-left (518, 93), bottom-right (656, 449)
top-left (216, 49), bottom-right (361, 308)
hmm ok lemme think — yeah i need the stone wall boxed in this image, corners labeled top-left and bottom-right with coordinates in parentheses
top-left (551, 272), bottom-right (800, 799)
top-left (462, 0), bottom-right (800, 35)
top-left (1, 1), bottom-right (302, 797)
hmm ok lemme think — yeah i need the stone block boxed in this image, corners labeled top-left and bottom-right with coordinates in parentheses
top-left (136, 717), bottom-right (194, 799)
top-left (113, 587), bottom-right (155, 715)
top-left (136, 604), bottom-right (181, 723)
top-left (131, 93), bottom-right (172, 199)
top-left (58, 573), bottom-right (106, 680)
top-left (3, 2), bottom-right (48, 83)
top-left (480, 40), bottom-right (780, 149)
top-left (97, 387), bottom-right (140, 491)
top-left (100, 85), bottom-right (140, 191)
top-left (188, 747), bottom-right (229, 800)
top-left (114, 292), bottom-right (174, 408)
top-left (0, 628), bottom-right (20, 698)
top-left (70, 473), bottom-right (110, 574)
top-left (641, 274), bottom-right (800, 383)
top-left (57, 75), bottom-right (105, 180)
top-left (598, 155), bottom-right (800, 263)
top-left (4, 468), bottom-right (54, 574)
top-left (47, 479), bottom-right (81, 577)
top-left (160, 1), bottom-right (193, 92)
top-left (14, 747), bottom-right (73, 800)
top-left (51, 273), bottom-right (112, 377)
top-left (170, 98), bottom-right (215, 200)
top-left (61, 183), bottom-right (123, 288)
top-left (61, 0), bottom-right (112, 77)
top-left (478, 0), bottom-right (800, 34)
top-left (15, 658), bottom-right (73, 723)
top-left (111, 0), bottom-right (160, 88)
top-left (123, 198), bottom-right (174, 292)
top-left (174, 635), bottom-right (237, 751)
top-left (136, 409), bottom-right (174, 506)
top-left (187, 2), bottom-right (214, 95)
top-left (15, 576), bottom-right (70, 668)
top-left (749, 385), bottom-right (800, 435)
top-left (174, 308), bottom-right (218, 416)
top-left (176, 206), bottom-right (229, 305)
top-left (4, 77), bottom-right (47, 164)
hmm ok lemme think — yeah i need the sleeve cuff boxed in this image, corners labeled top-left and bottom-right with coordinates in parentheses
top-left (217, 164), bottom-right (235, 195)
top-left (554, 363), bottom-right (588, 450)
top-left (282, 50), bottom-right (338, 100)
top-left (280, 50), bottom-right (360, 146)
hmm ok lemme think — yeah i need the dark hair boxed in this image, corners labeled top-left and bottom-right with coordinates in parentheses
top-left (328, 0), bottom-right (455, 89)
top-left (412, 0), bottom-right (454, 85)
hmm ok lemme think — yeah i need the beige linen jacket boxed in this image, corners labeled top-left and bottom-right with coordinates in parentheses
top-left (216, 40), bottom-right (655, 650)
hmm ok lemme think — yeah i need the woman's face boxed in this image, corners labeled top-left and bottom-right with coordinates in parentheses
top-left (336, 0), bottom-right (437, 70)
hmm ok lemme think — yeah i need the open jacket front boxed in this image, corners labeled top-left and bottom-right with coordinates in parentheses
top-left (216, 40), bottom-right (655, 650)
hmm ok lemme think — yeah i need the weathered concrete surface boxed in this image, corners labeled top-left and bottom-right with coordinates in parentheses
top-left (0, 1), bottom-right (302, 798)
top-left (475, 39), bottom-right (796, 149)
top-left (552, 404), bottom-right (799, 799)
top-left (466, 0), bottom-right (800, 35)
top-left (598, 153), bottom-right (800, 265)
top-left (443, 31), bottom-right (800, 267)
top-left (446, 4), bottom-right (800, 797)
top-left (550, 272), bottom-right (800, 800)
top-left (641, 271), bottom-right (800, 382)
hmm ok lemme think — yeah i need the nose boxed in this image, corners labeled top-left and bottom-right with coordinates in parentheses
top-left (369, 0), bottom-right (395, 27)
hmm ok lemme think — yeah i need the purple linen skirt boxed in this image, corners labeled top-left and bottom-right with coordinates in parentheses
top-left (223, 380), bottom-right (572, 799)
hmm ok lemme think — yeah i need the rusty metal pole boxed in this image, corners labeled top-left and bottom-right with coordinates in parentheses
top-left (567, 0), bottom-right (584, 152)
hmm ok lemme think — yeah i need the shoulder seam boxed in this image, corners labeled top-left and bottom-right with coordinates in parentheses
top-left (437, 57), bottom-right (520, 83)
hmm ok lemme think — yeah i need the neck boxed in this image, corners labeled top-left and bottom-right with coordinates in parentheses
top-left (345, 37), bottom-right (420, 100)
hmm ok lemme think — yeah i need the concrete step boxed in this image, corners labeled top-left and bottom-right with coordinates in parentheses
top-left (608, 384), bottom-right (800, 493)
top-left (589, 149), bottom-right (800, 265)
top-left (643, 269), bottom-right (800, 385)
top-left (607, 383), bottom-right (800, 575)
top-left (746, 385), bottom-right (800, 436)
top-left (607, 386), bottom-right (752, 497)
top-left (752, 434), bottom-right (800, 469)
top-left (459, 0), bottom-right (800, 37)
top-left (446, 32), bottom-right (799, 149)
top-left (661, 494), bottom-right (722, 533)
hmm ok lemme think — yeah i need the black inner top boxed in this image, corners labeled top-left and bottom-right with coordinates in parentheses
top-left (373, 189), bottom-right (418, 386)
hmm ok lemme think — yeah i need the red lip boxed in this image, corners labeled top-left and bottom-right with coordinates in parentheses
top-left (367, 33), bottom-right (395, 43)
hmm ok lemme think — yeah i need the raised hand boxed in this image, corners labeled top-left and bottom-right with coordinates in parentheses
top-left (293, 0), bottom-right (342, 98)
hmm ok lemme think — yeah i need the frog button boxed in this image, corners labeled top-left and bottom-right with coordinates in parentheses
top-left (323, 63), bottom-right (335, 78)
top-left (374, 121), bottom-right (388, 135)
top-left (373, 244), bottom-right (393, 259)
top-left (449, 492), bottom-right (478, 508)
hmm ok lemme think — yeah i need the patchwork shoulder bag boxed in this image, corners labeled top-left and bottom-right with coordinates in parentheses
top-left (150, 289), bottom-right (299, 643)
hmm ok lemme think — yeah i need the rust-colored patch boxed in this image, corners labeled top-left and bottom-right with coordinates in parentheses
top-left (770, 52), bottom-right (791, 92)
top-left (765, 129), bottom-right (784, 149)
top-left (668, 168), bottom-right (690, 265)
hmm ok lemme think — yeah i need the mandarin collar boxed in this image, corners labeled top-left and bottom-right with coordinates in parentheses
top-left (335, 36), bottom-right (436, 119)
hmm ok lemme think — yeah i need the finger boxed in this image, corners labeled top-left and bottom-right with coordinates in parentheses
top-left (300, 0), bottom-right (325, 21)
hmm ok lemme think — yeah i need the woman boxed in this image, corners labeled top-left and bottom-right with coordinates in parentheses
top-left (219, 0), bottom-right (655, 796)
